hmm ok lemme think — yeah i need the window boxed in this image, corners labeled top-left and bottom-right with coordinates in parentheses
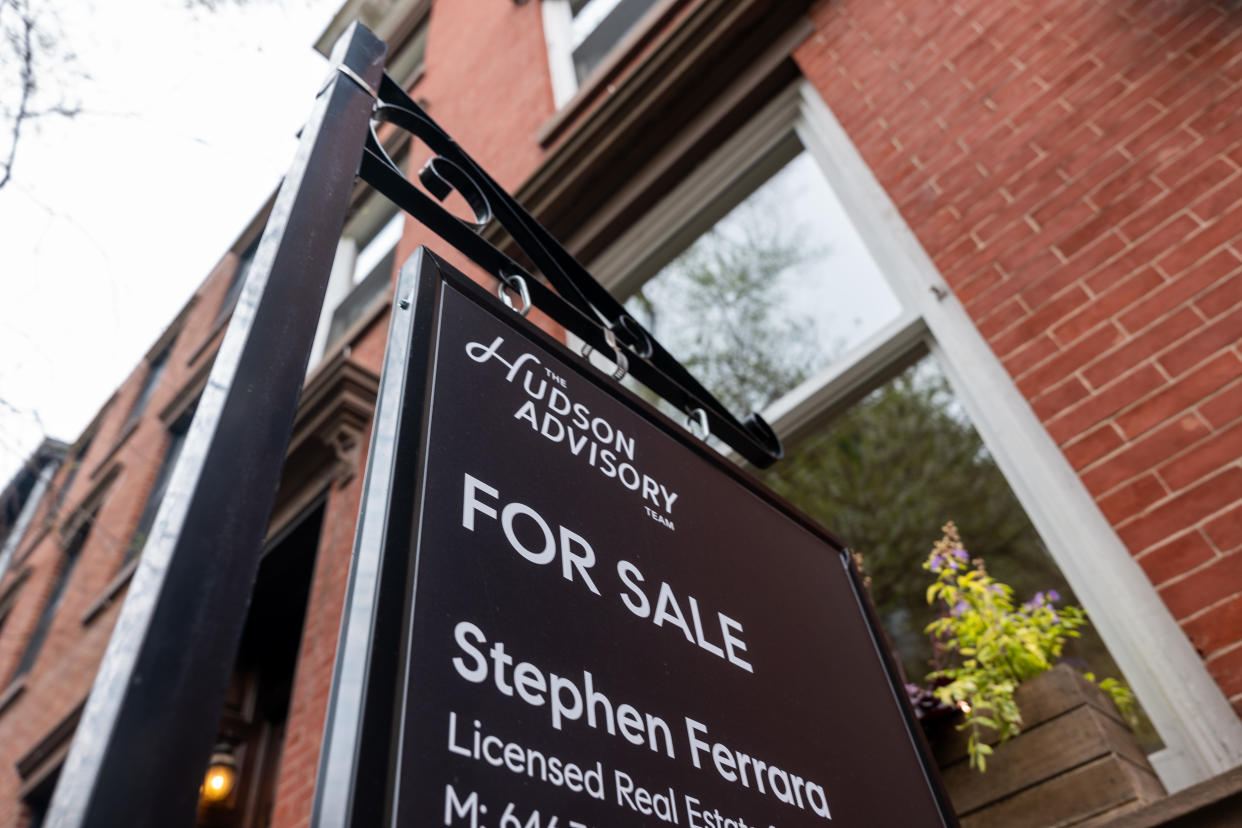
top-left (121, 342), bottom-right (174, 434)
top-left (125, 410), bottom-right (193, 567)
top-left (0, 577), bottom-right (21, 641)
top-left (0, 446), bottom-right (62, 575)
top-left (327, 210), bottom-right (402, 347)
top-left (15, 708), bottom-right (73, 828)
top-left (22, 778), bottom-right (53, 828)
top-left (587, 81), bottom-right (1242, 789)
top-left (309, 201), bottom-right (403, 369)
top-left (618, 115), bottom-right (1134, 704)
top-left (768, 356), bottom-right (1139, 715)
top-left (10, 510), bottom-right (93, 681)
top-left (215, 238), bottom-right (260, 325)
top-left (624, 143), bottom-right (903, 417)
top-left (542, 0), bottom-right (660, 107)
top-left (48, 431), bottom-right (95, 522)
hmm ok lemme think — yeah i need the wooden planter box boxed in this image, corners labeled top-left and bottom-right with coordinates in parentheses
top-left (924, 665), bottom-right (1165, 827)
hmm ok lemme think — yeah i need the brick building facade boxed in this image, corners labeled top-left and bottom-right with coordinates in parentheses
top-left (2, 0), bottom-right (1242, 824)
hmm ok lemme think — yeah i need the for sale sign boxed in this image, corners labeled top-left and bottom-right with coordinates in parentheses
top-left (330, 249), bottom-right (952, 827)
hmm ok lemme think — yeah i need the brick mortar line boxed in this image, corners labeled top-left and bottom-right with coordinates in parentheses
top-left (952, 42), bottom-right (1240, 275)
top-left (1204, 637), bottom-right (1242, 666)
top-left (980, 205), bottom-right (1193, 360)
top-left (1082, 274), bottom-right (1242, 381)
top-left (1153, 543), bottom-right (1241, 594)
top-left (1114, 462), bottom-right (1242, 533)
top-left (1068, 407), bottom-right (1212, 486)
top-left (1176, 585), bottom-right (1242, 627)
top-left (1046, 358), bottom-right (1210, 448)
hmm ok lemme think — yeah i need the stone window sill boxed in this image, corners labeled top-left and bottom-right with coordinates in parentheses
top-left (0, 676), bottom-right (27, 716)
top-left (88, 421), bottom-right (137, 481)
top-left (80, 558), bottom-right (139, 627)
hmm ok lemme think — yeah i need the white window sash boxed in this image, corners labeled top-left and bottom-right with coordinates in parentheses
top-left (307, 238), bottom-right (358, 374)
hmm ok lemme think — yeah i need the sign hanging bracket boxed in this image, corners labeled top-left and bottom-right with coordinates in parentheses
top-left (580, 326), bottom-right (629, 382)
top-left (496, 271), bottom-right (532, 317)
top-left (355, 72), bottom-right (784, 467)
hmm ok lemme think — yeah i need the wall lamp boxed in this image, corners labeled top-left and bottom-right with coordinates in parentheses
top-left (200, 742), bottom-right (238, 806)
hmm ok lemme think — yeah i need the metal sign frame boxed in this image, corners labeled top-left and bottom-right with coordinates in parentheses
top-left (356, 74), bottom-right (784, 469)
top-left (312, 247), bottom-right (958, 826)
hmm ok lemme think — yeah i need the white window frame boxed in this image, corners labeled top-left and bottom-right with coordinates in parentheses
top-left (541, 0), bottom-right (655, 109)
top-left (587, 80), bottom-right (1242, 792)
top-left (542, 0), bottom-right (580, 108)
top-left (308, 201), bottom-right (403, 372)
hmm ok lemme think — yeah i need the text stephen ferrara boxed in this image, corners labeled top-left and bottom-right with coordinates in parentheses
top-left (437, 471), bottom-right (833, 823)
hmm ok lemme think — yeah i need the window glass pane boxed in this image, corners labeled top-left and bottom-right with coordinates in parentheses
top-left (326, 246), bottom-right (395, 350)
top-left (125, 413), bottom-right (192, 565)
top-left (216, 237), bottom-right (260, 323)
top-left (570, 0), bottom-right (622, 34)
top-left (49, 433), bottom-right (94, 519)
top-left (121, 343), bottom-right (173, 433)
top-left (13, 514), bottom-right (91, 678)
top-left (353, 211), bottom-right (403, 286)
top-left (624, 150), bottom-right (903, 416)
top-left (571, 0), bottom-right (659, 81)
top-left (762, 354), bottom-right (1160, 750)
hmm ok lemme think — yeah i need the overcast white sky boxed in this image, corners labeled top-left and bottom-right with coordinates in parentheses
top-left (0, 0), bottom-right (343, 484)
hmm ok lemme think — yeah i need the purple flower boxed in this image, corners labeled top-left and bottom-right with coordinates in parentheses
top-left (930, 547), bottom-right (971, 574)
top-left (1021, 589), bottom-right (1063, 613)
top-left (951, 601), bottom-right (969, 617)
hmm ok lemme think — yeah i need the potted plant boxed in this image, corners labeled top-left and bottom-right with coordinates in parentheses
top-left (917, 523), bottom-right (1164, 826)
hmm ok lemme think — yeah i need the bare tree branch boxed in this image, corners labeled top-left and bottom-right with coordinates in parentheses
top-left (0, 0), bottom-right (80, 190)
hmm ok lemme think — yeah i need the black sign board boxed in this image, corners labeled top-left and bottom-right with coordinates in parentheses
top-left (315, 248), bottom-right (954, 827)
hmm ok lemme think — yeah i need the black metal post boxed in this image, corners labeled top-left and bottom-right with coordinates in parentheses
top-left (44, 23), bottom-right (385, 827)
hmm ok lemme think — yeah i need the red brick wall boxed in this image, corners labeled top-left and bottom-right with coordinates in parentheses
top-left (0, 252), bottom-right (244, 825)
top-left (796, 0), bottom-right (1242, 714)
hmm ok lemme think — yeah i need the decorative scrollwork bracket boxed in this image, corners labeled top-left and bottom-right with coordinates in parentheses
top-left (357, 73), bottom-right (783, 468)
